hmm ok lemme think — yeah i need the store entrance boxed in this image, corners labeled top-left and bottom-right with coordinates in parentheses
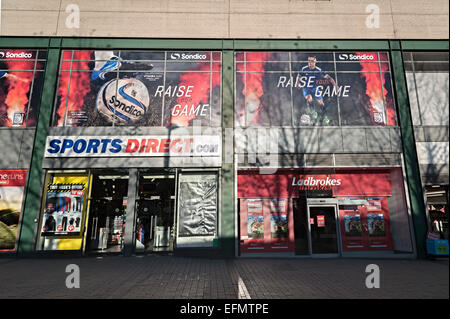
top-left (84, 171), bottom-right (128, 254)
top-left (307, 201), bottom-right (340, 255)
top-left (135, 171), bottom-right (176, 253)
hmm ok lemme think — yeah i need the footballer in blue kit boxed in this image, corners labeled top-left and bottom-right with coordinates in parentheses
top-left (299, 56), bottom-right (337, 124)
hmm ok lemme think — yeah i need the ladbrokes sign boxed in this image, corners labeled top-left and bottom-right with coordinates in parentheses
top-left (292, 176), bottom-right (342, 190)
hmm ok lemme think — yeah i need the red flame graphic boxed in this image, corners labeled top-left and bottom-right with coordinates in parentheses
top-left (170, 62), bottom-right (221, 126)
top-left (359, 52), bottom-right (390, 126)
top-left (241, 52), bottom-right (271, 125)
top-left (56, 51), bottom-right (92, 126)
top-left (3, 60), bottom-right (34, 126)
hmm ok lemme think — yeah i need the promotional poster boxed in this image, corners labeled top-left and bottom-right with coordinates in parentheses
top-left (367, 214), bottom-right (386, 237)
top-left (270, 215), bottom-right (288, 239)
top-left (344, 214), bottom-right (363, 237)
top-left (0, 50), bottom-right (47, 127)
top-left (0, 170), bottom-right (27, 251)
top-left (40, 175), bottom-right (89, 237)
top-left (235, 51), bottom-right (396, 127)
top-left (54, 50), bottom-right (222, 127)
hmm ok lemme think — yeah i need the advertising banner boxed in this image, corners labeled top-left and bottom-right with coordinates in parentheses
top-left (54, 50), bottom-right (221, 127)
top-left (41, 175), bottom-right (89, 237)
top-left (44, 135), bottom-right (221, 158)
top-left (0, 49), bottom-right (47, 127)
top-left (235, 51), bottom-right (396, 127)
top-left (0, 170), bottom-right (27, 251)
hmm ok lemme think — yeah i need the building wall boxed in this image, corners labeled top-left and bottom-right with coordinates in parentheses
top-left (1, 0), bottom-right (448, 39)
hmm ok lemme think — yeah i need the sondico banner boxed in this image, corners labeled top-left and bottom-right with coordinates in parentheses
top-left (236, 51), bottom-right (396, 127)
top-left (53, 50), bottom-right (222, 127)
top-left (44, 135), bottom-right (221, 157)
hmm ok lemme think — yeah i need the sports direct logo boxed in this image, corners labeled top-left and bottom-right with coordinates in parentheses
top-left (338, 53), bottom-right (375, 61)
top-left (45, 135), bottom-right (221, 158)
top-left (0, 51), bottom-right (33, 59)
top-left (170, 53), bottom-right (207, 60)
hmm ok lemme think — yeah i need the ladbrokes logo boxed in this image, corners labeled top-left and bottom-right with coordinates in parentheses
top-left (170, 53), bottom-right (207, 60)
top-left (338, 53), bottom-right (375, 61)
top-left (0, 51), bottom-right (33, 59)
top-left (292, 176), bottom-right (342, 190)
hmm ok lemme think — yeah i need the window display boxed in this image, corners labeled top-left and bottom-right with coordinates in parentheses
top-left (37, 173), bottom-right (90, 251)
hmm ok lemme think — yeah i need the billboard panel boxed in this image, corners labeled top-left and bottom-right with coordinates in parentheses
top-left (54, 50), bottom-right (222, 127)
top-left (235, 51), bottom-right (397, 127)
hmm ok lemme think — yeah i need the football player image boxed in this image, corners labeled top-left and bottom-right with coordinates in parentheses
top-left (299, 56), bottom-right (338, 125)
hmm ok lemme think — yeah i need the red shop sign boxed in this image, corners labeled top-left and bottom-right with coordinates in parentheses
top-left (237, 171), bottom-right (392, 198)
top-left (0, 170), bottom-right (27, 187)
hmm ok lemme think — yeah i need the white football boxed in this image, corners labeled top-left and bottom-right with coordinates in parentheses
top-left (97, 78), bottom-right (149, 123)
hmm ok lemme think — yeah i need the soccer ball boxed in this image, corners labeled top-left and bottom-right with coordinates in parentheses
top-left (300, 114), bottom-right (311, 125)
top-left (97, 78), bottom-right (149, 123)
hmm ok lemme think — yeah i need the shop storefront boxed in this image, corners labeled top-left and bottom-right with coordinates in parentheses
top-left (1, 38), bottom-right (446, 259)
top-left (404, 51), bottom-right (449, 255)
top-left (35, 168), bottom-right (220, 255)
top-left (234, 50), bottom-right (416, 257)
top-left (32, 49), bottom-right (223, 255)
top-left (0, 49), bottom-right (47, 254)
top-left (237, 168), bottom-right (414, 257)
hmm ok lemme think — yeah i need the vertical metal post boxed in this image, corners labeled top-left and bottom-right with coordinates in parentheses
top-left (123, 168), bottom-right (138, 256)
top-left (221, 43), bottom-right (236, 257)
top-left (390, 42), bottom-right (428, 258)
top-left (17, 46), bottom-right (61, 256)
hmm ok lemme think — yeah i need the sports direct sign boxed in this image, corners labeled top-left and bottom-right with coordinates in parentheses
top-left (44, 135), bottom-right (221, 157)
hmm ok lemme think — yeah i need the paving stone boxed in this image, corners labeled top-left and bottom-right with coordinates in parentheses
top-left (0, 256), bottom-right (447, 299)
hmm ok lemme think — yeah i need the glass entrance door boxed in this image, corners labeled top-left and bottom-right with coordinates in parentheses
top-left (135, 171), bottom-right (175, 253)
top-left (84, 171), bottom-right (128, 254)
top-left (308, 206), bottom-right (339, 254)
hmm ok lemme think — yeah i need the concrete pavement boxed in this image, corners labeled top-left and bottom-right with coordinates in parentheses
top-left (0, 255), bottom-right (448, 299)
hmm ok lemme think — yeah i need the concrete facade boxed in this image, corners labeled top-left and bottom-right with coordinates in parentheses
top-left (1, 0), bottom-right (448, 39)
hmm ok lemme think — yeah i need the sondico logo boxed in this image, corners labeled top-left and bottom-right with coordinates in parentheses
top-left (338, 53), bottom-right (375, 61)
top-left (170, 53), bottom-right (207, 60)
top-left (0, 51), bottom-right (33, 59)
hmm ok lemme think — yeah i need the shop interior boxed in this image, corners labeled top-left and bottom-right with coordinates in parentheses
top-left (135, 171), bottom-right (176, 253)
top-left (85, 171), bottom-right (129, 254)
top-left (425, 185), bottom-right (449, 240)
